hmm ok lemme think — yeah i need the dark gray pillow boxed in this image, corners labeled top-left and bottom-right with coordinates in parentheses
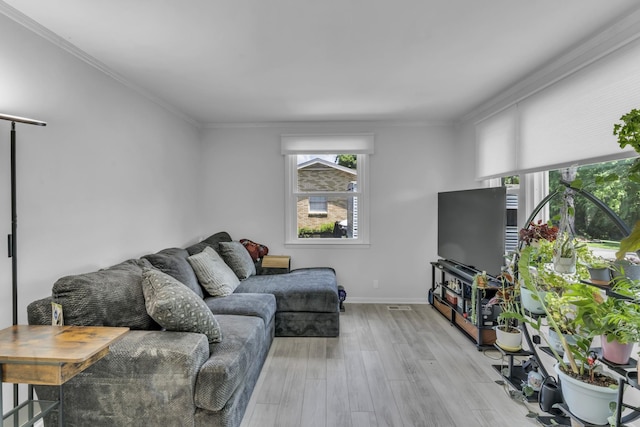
top-left (51, 259), bottom-right (158, 330)
top-left (185, 231), bottom-right (232, 256)
top-left (219, 241), bottom-right (256, 279)
top-left (142, 248), bottom-right (204, 298)
top-left (141, 267), bottom-right (222, 343)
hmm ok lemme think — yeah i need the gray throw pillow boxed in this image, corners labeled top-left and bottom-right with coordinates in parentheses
top-left (142, 248), bottom-right (204, 298)
top-left (141, 267), bottom-right (222, 343)
top-left (218, 241), bottom-right (256, 280)
top-left (188, 246), bottom-right (240, 297)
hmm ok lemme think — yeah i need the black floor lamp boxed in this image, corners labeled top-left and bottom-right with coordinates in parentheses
top-left (0, 113), bottom-right (46, 407)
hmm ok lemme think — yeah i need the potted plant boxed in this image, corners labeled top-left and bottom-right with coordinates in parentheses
top-left (582, 252), bottom-right (613, 285)
top-left (519, 220), bottom-right (558, 246)
top-left (544, 291), bottom-right (578, 355)
top-left (612, 255), bottom-right (640, 282)
top-left (517, 240), bottom-right (573, 314)
top-left (487, 276), bottom-right (523, 351)
top-left (517, 250), bottom-right (619, 425)
top-left (599, 298), bottom-right (640, 365)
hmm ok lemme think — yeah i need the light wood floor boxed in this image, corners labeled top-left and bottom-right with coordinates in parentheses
top-left (239, 303), bottom-right (541, 427)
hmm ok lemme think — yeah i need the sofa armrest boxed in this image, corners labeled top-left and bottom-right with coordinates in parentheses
top-left (27, 296), bottom-right (52, 325)
top-left (35, 330), bottom-right (210, 426)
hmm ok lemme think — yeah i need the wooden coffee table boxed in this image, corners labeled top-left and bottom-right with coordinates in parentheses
top-left (0, 325), bottom-right (129, 426)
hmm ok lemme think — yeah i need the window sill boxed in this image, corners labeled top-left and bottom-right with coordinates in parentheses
top-left (285, 239), bottom-right (370, 249)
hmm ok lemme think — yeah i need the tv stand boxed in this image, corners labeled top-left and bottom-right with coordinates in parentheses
top-left (429, 259), bottom-right (500, 349)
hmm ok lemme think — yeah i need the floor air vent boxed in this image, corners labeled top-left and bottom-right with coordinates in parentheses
top-left (387, 305), bottom-right (412, 311)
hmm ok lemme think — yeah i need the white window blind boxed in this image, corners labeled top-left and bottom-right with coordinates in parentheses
top-left (281, 133), bottom-right (375, 154)
top-left (476, 37), bottom-right (640, 179)
top-left (475, 105), bottom-right (518, 179)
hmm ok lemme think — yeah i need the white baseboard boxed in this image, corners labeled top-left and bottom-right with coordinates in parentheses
top-left (344, 297), bottom-right (429, 304)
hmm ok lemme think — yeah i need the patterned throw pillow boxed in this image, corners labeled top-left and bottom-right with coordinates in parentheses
top-left (187, 246), bottom-right (240, 297)
top-left (218, 241), bottom-right (256, 279)
top-left (141, 267), bottom-right (222, 343)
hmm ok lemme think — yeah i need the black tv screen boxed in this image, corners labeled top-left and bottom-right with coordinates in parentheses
top-left (437, 187), bottom-right (507, 277)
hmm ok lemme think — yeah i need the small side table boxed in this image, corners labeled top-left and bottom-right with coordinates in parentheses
top-left (0, 325), bottom-right (128, 427)
top-left (261, 255), bottom-right (291, 275)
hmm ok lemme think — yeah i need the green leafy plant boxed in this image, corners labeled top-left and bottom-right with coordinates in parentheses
top-left (613, 108), bottom-right (640, 261)
top-left (613, 108), bottom-right (640, 177)
top-left (581, 251), bottom-right (612, 269)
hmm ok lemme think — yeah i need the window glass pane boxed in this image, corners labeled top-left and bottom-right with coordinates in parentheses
top-left (308, 196), bottom-right (327, 213)
top-left (296, 154), bottom-right (358, 192)
top-left (297, 195), bottom-right (358, 239)
top-left (543, 158), bottom-right (638, 260)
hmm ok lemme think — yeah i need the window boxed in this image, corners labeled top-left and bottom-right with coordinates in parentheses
top-left (520, 158), bottom-right (638, 260)
top-left (308, 196), bottom-right (328, 214)
top-left (282, 134), bottom-right (373, 245)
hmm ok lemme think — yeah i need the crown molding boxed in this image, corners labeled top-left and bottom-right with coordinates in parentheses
top-left (202, 119), bottom-right (454, 129)
top-left (0, 1), bottom-right (199, 128)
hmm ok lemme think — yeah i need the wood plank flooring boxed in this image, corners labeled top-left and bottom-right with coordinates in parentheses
top-left (240, 303), bottom-right (541, 427)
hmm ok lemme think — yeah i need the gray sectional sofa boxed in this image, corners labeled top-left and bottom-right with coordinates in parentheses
top-left (26, 231), bottom-right (340, 427)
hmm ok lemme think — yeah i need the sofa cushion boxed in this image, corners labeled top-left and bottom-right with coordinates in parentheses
top-left (235, 267), bottom-right (339, 313)
top-left (195, 314), bottom-right (265, 411)
top-left (204, 293), bottom-right (276, 327)
top-left (185, 231), bottom-right (232, 256)
top-left (142, 247), bottom-right (204, 298)
top-left (142, 268), bottom-right (222, 343)
top-left (188, 246), bottom-right (240, 297)
top-left (51, 259), bottom-right (158, 330)
top-left (218, 241), bottom-right (256, 279)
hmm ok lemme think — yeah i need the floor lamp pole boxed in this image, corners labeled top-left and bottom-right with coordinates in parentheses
top-left (0, 113), bottom-right (46, 409)
top-left (10, 122), bottom-right (17, 328)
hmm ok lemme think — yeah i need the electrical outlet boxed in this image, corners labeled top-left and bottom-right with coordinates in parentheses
top-left (373, 279), bottom-right (379, 289)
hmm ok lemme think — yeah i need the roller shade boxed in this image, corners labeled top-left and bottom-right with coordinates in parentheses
top-left (476, 37), bottom-right (640, 179)
top-left (475, 105), bottom-right (518, 179)
top-left (281, 133), bottom-right (374, 154)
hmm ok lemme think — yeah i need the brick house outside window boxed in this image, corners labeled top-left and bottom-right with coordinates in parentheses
top-left (297, 158), bottom-right (357, 236)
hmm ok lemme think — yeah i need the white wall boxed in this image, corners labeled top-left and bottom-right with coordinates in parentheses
top-left (0, 15), bottom-right (203, 333)
top-left (200, 123), bottom-right (460, 303)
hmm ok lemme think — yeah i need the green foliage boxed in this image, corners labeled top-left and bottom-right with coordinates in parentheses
top-left (549, 159), bottom-right (640, 242)
top-left (298, 222), bottom-right (335, 236)
top-left (613, 108), bottom-right (640, 154)
top-left (617, 220), bottom-right (640, 260)
top-left (565, 282), bottom-right (640, 345)
top-left (335, 154), bottom-right (357, 169)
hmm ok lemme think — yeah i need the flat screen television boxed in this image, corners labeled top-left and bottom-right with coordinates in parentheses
top-left (437, 187), bottom-right (507, 277)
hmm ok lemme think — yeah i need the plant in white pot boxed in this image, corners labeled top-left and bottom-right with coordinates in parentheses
top-left (487, 277), bottom-right (523, 352)
top-left (518, 251), bottom-right (619, 425)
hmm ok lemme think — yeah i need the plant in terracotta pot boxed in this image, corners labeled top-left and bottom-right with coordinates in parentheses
top-left (567, 281), bottom-right (640, 365)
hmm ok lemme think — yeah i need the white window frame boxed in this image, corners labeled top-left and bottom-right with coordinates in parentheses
top-left (282, 134), bottom-right (372, 246)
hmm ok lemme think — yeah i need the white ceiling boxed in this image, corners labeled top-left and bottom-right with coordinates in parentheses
top-left (4, 0), bottom-right (640, 126)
